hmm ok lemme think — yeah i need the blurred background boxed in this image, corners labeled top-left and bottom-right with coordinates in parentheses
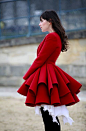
top-left (0, 0), bottom-right (86, 88)
top-left (0, 0), bottom-right (86, 131)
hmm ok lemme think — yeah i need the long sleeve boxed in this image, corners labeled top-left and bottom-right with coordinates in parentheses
top-left (23, 33), bottom-right (60, 80)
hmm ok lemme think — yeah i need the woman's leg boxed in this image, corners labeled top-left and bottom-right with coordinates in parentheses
top-left (40, 107), bottom-right (61, 131)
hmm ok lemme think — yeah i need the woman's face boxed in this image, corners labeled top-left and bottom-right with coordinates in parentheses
top-left (39, 18), bottom-right (51, 32)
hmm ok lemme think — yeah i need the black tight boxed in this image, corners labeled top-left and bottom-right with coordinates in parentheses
top-left (40, 107), bottom-right (61, 131)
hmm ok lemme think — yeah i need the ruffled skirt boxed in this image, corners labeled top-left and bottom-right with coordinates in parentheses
top-left (35, 104), bottom-right (74, 125)
top-left (17, 63), bottom-right (82, 107)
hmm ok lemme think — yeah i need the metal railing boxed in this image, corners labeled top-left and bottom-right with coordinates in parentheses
top-left (0, 0), bottom-right (86, 40)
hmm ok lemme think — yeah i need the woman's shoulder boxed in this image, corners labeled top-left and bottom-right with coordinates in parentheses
top-left (45, 32), bottom-right (60, 40)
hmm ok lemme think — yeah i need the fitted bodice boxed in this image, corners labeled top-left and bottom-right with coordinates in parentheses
top-left (37, 33), bottom-right (62, 65)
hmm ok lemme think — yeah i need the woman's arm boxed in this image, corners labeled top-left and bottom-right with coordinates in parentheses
top-left (23, 33), bottom-right (60, 80)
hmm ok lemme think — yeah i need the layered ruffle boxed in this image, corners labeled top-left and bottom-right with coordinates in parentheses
top-left (17, 63), bottom-right (82, 107)
top-left (35, 105), bottom-right (74, 125)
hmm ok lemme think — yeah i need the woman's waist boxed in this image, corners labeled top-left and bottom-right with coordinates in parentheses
top-left (46, 61), bottom-right (55, 65)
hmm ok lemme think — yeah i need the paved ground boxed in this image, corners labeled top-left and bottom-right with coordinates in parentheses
top-left (0, 87), bottom-right (86, 101)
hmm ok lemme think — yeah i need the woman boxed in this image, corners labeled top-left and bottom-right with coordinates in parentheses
top-left (17, 10), bottom-right (82, 131)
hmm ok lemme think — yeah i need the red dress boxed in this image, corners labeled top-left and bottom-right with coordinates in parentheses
top-left (17, 32), bottom-right (82, 107)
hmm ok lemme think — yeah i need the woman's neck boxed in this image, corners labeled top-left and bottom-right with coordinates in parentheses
top-left (48, 28), bottom-right (55, 33)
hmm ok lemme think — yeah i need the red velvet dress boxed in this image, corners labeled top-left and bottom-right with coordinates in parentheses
top-left (17, 32), bottom-right (82, 107)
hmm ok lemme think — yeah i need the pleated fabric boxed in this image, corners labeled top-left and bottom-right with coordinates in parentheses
top-left (17, 63), bottom-right (81, 107)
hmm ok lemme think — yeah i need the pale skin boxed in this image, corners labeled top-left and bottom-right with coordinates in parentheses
top-left (39, 18), bottom-right (55, 33)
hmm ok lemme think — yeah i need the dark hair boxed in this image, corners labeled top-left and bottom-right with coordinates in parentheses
top-left (40, 10), bottom-right (68, 52)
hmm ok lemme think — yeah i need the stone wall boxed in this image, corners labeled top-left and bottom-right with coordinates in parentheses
top-left (0, 37), bottom-right (86, 89)
top-left (0, 30), bottom-right (86, 48)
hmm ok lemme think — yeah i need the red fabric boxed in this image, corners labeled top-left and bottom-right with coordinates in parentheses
top-left (17, 32), bottom-right (82, 107)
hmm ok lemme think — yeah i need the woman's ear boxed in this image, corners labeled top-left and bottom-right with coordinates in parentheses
top-left (49, 19), bottom-right (52, 24)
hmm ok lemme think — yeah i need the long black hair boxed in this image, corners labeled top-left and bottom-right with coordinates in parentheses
top-left (40, 10), bottom-right (68, 52)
